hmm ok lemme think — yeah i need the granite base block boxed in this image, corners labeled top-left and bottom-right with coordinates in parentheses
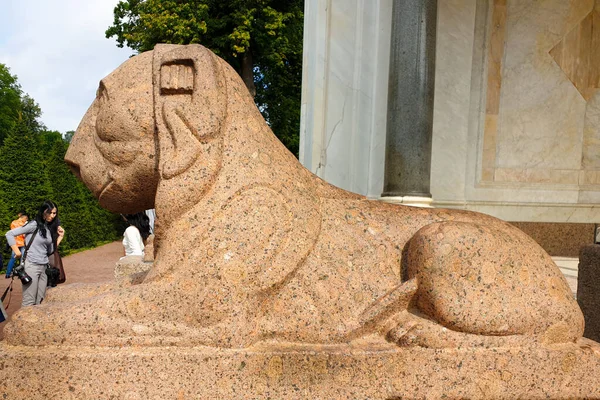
top-left (114, 255), bottom-right (153, 279)
top-left (1, 339), bottom-right (600, 399)
top-left (509, 222), bottom-right (595, 257)
top-left (578, 244), bottom-right (600, 342)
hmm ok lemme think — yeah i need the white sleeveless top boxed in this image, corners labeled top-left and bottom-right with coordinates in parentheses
top-left (122, 226), bottom-right (144, 256)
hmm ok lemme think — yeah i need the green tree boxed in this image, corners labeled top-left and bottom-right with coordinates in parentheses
top-left (19, 94), bottom-right (46, 134)
top-left (106, 0), bottom-right (304, 156)
top-left (63, 130), bottom-right (75, 143)
top-left (0, 121), bottom-right (51, 233)
top-left (0, 64), bottom-right (46, 145)
top-left (0, 64), bottom-right (22, 145)
top-left (45, 139), bottom-right (93, 251)
top-left (38, 130), bottom-right (64, 154)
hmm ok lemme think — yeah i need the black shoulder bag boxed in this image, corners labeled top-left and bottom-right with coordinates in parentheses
top-left (46, 238), bottom-right (65, 288)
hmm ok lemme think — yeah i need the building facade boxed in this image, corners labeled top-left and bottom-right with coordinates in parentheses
top-left (300, 0), bottom-right (600, 262)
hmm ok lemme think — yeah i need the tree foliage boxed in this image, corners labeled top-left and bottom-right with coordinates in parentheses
top-left (0, 64), bottom-right (22, 145)
top-left (0, 122), bottom-right (51, 230)
top-left (0, 65), bottom-right (47, 146)
top-left (106, 0), bottom-right (304, 156)
top-left (19, 94), bottom-right (45, 134)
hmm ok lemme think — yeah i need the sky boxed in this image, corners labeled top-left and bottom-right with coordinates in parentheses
top-left (0, 0), bottom-right (134, 134)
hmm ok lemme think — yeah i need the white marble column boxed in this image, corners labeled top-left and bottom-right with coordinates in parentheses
top-left (299, 0), bottom-right (392, 198)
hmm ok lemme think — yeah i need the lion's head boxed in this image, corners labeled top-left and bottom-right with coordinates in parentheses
top-left (65, 44), bottom-right (228, 215)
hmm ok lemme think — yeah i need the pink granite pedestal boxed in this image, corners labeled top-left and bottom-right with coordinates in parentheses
top-left (1, 339), bottom-right (600, 399)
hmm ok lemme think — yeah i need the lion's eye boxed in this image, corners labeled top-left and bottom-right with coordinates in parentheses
top-left (93, 95), bottom-right (138, 164)
top-left (95, 107), bottom-right (113, 143)
top-left (95, 97), bottom-right (126, 143)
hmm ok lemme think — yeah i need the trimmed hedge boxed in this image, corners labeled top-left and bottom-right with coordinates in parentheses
top-left (0, 125), bottom-right (125, 267)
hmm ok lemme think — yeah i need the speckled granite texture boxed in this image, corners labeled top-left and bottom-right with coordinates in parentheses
top-left (578, 245), bottom-right (600, 342)
top-left (114, 255), bottom-right (152, 279)
top-left (1, 44), bottom-right (599, 398)
top-left (1, 339), bottom-right (600, 399)
top-left (509, 222), bottom-right (595, 257)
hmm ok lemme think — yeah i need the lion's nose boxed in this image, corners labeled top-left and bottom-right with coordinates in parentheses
top-left (64, 99), bottom-right (97, 177)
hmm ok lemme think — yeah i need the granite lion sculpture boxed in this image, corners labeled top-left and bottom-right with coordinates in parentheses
top-left (5, 44), bottom-right (583, 349)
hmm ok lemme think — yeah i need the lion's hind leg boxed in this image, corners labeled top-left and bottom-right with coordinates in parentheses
top-left (388, 220), bottom-right (583, 348)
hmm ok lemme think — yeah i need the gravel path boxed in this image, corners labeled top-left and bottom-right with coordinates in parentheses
top-left (0, 241), bottom-right (123, 340)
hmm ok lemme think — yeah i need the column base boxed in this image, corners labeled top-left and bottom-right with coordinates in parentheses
top-left (379, 195), bottom-right (434, 208)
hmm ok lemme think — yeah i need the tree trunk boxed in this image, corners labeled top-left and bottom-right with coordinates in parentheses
top-left (240, 50), bottom-right (256, 98)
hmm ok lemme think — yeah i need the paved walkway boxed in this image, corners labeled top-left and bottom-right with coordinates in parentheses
top-left (0, 241), bottom-right (122, 341)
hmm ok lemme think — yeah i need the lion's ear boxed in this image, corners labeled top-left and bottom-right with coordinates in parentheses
top-left (160, 101), bottom-right (201, 179)
top-left (153, 44), bottom-right (227, 179)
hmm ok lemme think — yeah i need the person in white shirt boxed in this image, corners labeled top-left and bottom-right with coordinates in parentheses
top-left (120, 213), bottom-right (151, 259)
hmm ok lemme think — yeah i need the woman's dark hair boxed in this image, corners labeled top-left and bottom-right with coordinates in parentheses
top-left (35, 200), bottom-right (60, 251)
top-left (123, 212), bottom-right (151, 241)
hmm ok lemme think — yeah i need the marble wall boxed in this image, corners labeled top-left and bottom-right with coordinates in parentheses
top-left (435, 0), bottom-right (600, 221)
top-left (301, 0), bottom-right (600, 223)
top-left (483, 0), bottom-right (587, 184)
